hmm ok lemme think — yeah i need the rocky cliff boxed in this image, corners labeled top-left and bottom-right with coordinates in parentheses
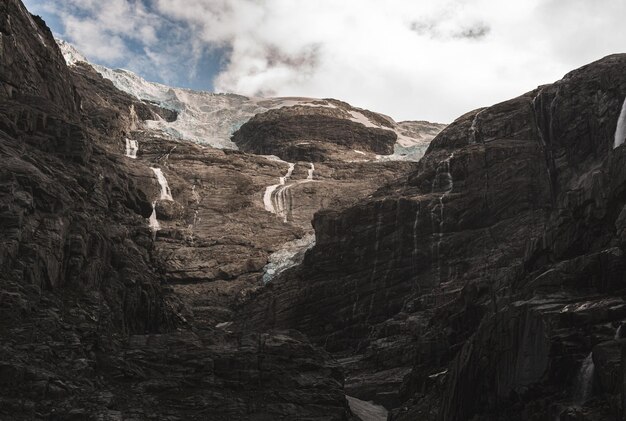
top-left (240, 56), bottom-right (626, 420)
top-left (0, 1), bottom-right (446, 419)
top-left (3, 1), bottom-right (625, 420)
top-left (0, 1), bottom-right (389, 419)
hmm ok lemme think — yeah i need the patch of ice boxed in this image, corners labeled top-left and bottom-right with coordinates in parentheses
top-left (263, 234), bottom-right (315, 283)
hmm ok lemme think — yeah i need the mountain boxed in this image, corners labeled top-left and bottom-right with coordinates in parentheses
top-left (240, 54), bottom-right (626, 420)
top-left (55, 39), bottom-right (445, 158)
top-left (1, 1), bottom-right (625, 420)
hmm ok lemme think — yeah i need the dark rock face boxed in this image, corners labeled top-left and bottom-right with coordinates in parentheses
top-left (241, 55), bottom-right (626, 420)
top-left (70, 62), bottom-right (177, 139)
top-left (0, 4), bottom-right (181, 417)
top-left (95, 329), bottom-right (349, 421)
top-left (6, 1), bottom-right (626, 420)
top-left (0, 0), bottom-right (79, 115)
top-left (0, 2), bottom-right (358, 419)
top-left (232, 104), bottom-right (398, 161)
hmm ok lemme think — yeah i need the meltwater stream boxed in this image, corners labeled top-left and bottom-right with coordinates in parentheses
top-left (264, 163), bottom-right (295, 222)
top-left (148, 167), bottom-right (174, 233)
top-left (263, 162), bottom-right (316, 223)
top-left (149, 202), bottom-right (160, 232)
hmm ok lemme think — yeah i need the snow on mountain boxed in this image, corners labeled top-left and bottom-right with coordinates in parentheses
top-left (56, 39), bottom-right (444, 155)
top-left (56, 39), bottom-right (88, 66)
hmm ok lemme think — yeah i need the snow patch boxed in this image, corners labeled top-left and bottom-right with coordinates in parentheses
top-left (56, 38), bottom-right (88, 65)
top-left (348, 110), bottom-right (378, 128)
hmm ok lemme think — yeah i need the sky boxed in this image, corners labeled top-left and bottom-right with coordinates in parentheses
top-left (22, 0), bottom-right (626, 123)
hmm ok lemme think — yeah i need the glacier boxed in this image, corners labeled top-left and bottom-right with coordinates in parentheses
top-left (262, 234), bottom-right (316, 283)
top-left (56, 39), bottom-right (442, 159)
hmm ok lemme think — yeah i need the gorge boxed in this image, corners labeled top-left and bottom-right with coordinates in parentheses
top-left (1, 1), bottom-right (626, 420)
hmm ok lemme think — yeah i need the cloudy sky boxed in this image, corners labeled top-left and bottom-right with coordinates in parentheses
top-left (23, 0), bottom-right (625, 123)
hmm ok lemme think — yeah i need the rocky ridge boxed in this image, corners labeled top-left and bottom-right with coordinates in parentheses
top-left (240, 55), bottom-right (626, 420)
top-left (0, 1), bottom-right (445, 419)
top-left (56, 39), bottom-right (444, 162)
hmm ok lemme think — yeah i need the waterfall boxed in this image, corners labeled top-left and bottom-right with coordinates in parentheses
top-left (469, 109), bottom-right (485, 144)
top-left (614, 98), bottom-right (626, 149)
top-left (279, 163), bottom-right (295, 185)
top-left (129, 104), bottom-right (139, 131)
top-left (616, 324), bottom-right (623, 339)
top-left (573, 352), bottom-right (594, 405)
top-left (125, 138), bottom-right (138, 159)
top-left (274, 184), bottom-right (293, 223)
top-left (263, 162), bottom-right (320, 222)
top-left (412, 202), bottom-right (421, 274)
top-left (263, 162), bottom-right (295, 222)
top-left (431, 153), bottom-right (454, 284)
top-left (148, 202), bottom-right (160, 232)
top-left (150, 167), bottom-right (173, 201)
top-left (263, 185), bottom-right (280, 213)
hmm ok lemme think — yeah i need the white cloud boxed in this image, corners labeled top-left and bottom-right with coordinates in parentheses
top-left (153, 0), bottom-right (625, 122)
top-left (25, 0), bottom-right (626, 122)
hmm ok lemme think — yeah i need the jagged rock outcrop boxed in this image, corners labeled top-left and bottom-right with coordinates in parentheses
top-left (241, 55), bottom-right (626, 420)
top-left (0, 0), bottom-right (79, 115)
top-left (70, 62), bottom-right (177, 139)
top-left (232, 101), bottom-right (399, 161)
